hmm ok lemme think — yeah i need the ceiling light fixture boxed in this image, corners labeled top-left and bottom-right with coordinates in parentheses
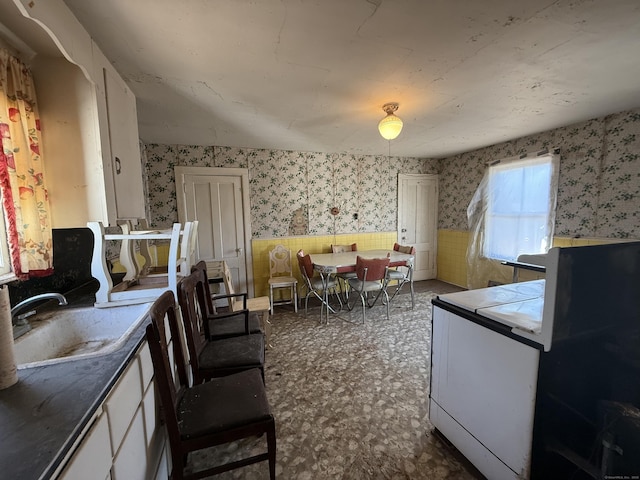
top-left (378, 102), bottom-right (403, 140)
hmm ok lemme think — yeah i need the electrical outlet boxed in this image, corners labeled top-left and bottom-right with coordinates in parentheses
top-left (353, 213), bottom-right (358, 220)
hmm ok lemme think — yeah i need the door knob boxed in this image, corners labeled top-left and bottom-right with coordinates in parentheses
top-left (236, 248), bottom-right (243, 254)
top-left (401, 228), bottom-right (407, 232)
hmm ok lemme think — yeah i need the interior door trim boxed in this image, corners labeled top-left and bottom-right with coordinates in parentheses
top-left (397, 173), bottom-right (439, 280)
top-left (175, 166), bottom-right (254, 296)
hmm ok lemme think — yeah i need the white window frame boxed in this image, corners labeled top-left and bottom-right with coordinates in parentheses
top-left (0, 195), bottom-right (17, 284)
top-left (483, 152), bottom-right (559, 262)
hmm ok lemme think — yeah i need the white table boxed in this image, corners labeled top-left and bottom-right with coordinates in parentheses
top-left (310, 250), bottom-right (414, 323)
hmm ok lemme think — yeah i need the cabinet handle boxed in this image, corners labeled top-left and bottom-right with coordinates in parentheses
top-left (115, 157), bottom-right (121, 175)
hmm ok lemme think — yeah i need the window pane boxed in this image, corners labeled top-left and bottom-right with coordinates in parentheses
top-left (486, 216), bottom-right (519, 260)
top-left (491, 169), bottom-right (524, 214)
top-left (521, 163), bottom-right (551, 212)
top-left (483, 155), bottom-right (555, 262)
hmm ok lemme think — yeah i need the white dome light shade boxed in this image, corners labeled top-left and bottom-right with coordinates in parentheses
top-left (378, 103), bottom-right (403, 140)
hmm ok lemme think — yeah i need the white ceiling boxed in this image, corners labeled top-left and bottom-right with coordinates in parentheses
top-left (28, 1), bottom-right (640, 157)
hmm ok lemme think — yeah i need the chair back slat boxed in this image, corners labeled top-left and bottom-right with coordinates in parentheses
top-left (221, 261), bottom-right (238, 310)
top-left (355, 256), bottom-right (389, 282)
top-left (146, 291), bottom-right (189, 443)
top-left (191, 261), bottom-right (217, 315)
top-left (331, 243), bottom-right (357, 253)
top-left (177, 272), bottom-right (211, 383)
top-left (393, 242), bottom-right (416, 254)
top-left (296, 249), bottom-right (315, 281)
top-left (269, 244), bottom-right (293, 277)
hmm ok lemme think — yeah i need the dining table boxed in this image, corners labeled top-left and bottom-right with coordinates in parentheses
top-left (309, 249), bottom-right (415, 323)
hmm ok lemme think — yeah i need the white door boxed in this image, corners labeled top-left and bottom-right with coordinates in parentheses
top-left (175, 167), bottom-right (254, 296)
top-left (397, 174), bottom-right (438, 280)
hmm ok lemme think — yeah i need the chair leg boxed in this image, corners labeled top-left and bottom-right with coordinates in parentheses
top-left (263, 311), bottom-right (273, 349)
top-left (384, 289), bottom-right (390, 320)
top-left (304, 292), bottom-right (310, 317)
top-left (331, 286), bottom-right (343, 310)
top-left (269, 286), bottom-right (274, 315)
top-left (267, 422), bottom-right (277, 480)
top-left (293, 285), bottom-right (298, 312)
top-left (409, 278), bottom-right (415, 309)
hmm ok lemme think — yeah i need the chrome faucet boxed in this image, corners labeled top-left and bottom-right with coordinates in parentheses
top-left (11, 292), bottom-right (68, 325)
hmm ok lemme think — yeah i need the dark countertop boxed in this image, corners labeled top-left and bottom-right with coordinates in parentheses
top-left (0, 288), bottom-right (151, 480)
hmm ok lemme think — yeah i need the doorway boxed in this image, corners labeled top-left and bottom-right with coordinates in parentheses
top-left (175, 167), bottom-right (254, 296)
top-left (397, 174), bottom-right (438, 281)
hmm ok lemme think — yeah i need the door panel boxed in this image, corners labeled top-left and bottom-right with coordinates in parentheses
top-left (176, 168), bottom-right (252, 294)
top-left (398, 174), bottom-right (438, 280)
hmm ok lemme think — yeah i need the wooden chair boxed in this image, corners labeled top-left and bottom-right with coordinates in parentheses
top-left (177, 272), bottom-right (265, 384)
top-left (347, 256), bottom-right (390, 323)
top-left (387, 243), bottom-right (416, 308)
top-left (146, 290), bottom-right (276, 480)
top-left (191, 261), bottom-right (264, 340)
top-left (268, 244), bottom-right (298, 314)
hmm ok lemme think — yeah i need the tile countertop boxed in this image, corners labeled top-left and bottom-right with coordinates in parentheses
top-left (0, 299), bottom-right (151, 480)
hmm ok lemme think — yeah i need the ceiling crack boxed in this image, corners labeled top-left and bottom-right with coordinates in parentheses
top-left (356, 0), bottom-right (382, 37)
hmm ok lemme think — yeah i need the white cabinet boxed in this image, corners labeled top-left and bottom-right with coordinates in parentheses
top-left (105, 356), bottom-right (143, 453)
top-left (112, 405), bottom-right (148, 480)
top-left (430, 305), bottom-right (540, 480)
top-left (10, 0), bottom-right (146, 226)
top-left (103, 67), bottom-right (146, 221)
top-left (55, 342), bottom-right (166, 480)
top-left (59, 409), bottom-right (112, 480)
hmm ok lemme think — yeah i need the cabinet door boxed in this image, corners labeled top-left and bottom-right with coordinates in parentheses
top-left (59, 412), bottom-right (112, 480)
top-left (111, 405), bottom-right (147, 480)
top-left (104, 67), bottom-right (145, 220)
top-left (105, 357), bottom-right (143, 454)
top-left (431, 306), bottom-right (540, 477)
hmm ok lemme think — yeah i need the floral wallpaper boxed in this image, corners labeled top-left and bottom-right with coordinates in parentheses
top-left (143, 144), bottom-right (437, 238)
top-left (143, 107), bottom-right (640, 240)
top-left (438, 108), bottom-right (640, 239)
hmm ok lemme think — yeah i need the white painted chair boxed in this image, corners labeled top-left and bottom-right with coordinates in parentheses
top-left (267, 245), bottom-right (298, 314)
top-left (89, 221), bottom-right (197, 307)
top-left (121, 219), bottom-right (199, 280)
top-left (220, 261), bottom-right (272, 347)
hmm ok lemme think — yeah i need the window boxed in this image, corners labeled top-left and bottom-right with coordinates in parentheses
top-left (483, 154), bottom-right (558, 262)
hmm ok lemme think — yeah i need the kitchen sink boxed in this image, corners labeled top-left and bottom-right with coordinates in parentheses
top-left (14, 302), bottom-right (152, 368)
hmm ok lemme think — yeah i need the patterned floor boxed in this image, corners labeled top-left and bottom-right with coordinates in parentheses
top-left (188, 287), bottom-right (482, 479)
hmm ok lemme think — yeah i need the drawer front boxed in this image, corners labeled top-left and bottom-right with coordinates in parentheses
top-left (59, 413), bottom-right (111, 480)
top-left (105, 357), bottom-right (142, 453)
top-left (111, 405), bottom-right (147, 480)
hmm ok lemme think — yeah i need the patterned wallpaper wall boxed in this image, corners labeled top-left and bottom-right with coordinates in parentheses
top-left (144, 107), bottom-right (640, 240)
top-left (438, 108), bottom-right (640, 239)
top-left (143, 145), bottom-right (438, 238)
